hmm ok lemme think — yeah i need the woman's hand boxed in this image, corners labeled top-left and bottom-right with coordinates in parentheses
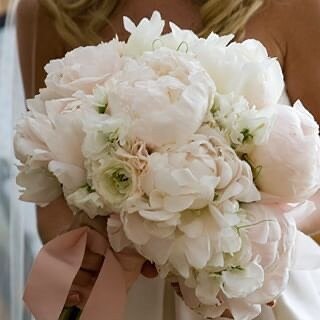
top-left (64, 212), bottom-right (108, 308)
top-left (60, 210), bottom-right (148, 309)
top-left (37, 196), bottom-right (156, 308)
top-left (37, 196), bottom-right (75, 244)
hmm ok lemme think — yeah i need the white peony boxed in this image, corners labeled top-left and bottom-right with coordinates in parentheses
top-left (193, 39), bottom-right (284, 108)
top-left (41, 40), bottom-right (124, 100)
top-left (16, 160), bottom-right (62, 206)
top-left (14, 95), bottom-right (87, 204)
top-left (107, 48), bottom-right (215, 147)
top-left (249, 101), bottom-right (320, 202)
top-left (119, 134), bottom-right (260, 278)
top-left (244, 203), bottom-right (296, 304)
top-left (170, 202), bottom-right (296, 320)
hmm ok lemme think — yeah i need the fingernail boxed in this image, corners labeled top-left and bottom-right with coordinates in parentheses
top-left (267, 300), bottom-right (276, 308)
top-left (68, 293), bottom-right (80, 304)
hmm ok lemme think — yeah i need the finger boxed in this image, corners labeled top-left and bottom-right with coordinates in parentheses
top-left (73, 269), bottom-right (96, 287)
top-left (65, 291), bottom-right (81, 308)
top-left (81, 250), bottom-right (104, 273)
top-left (69, 285), bottom-right (93, 310)
top-left (65, 212), bottom-right (108, 237)
top-left (222, 309), bottom-right (233, 318)
top-left (78, 213), bottom-right (108, 237)
top-left (141, 261), bottom-right (158, 278)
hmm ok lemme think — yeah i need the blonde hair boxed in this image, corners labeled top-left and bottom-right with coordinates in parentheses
top-left (40, 0), bottom-right (264, 48)
top-left (199, 0), bottom-right (264, 38)
top-left (39, 0), bottom-right (118, 47)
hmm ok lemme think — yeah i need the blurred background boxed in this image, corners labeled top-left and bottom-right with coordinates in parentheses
top-left (0, 1), bottom-right (41, 320)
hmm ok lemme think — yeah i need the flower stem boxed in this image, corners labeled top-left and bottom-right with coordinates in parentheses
top-left (59, 307), bottom-right (82, 320)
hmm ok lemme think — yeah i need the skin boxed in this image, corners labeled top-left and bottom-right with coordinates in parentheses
top-left (0, 0), bottom-right (10, 15)
top-left (16, 0), bottom-right (320, 313)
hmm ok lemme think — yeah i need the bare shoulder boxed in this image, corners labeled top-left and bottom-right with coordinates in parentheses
top-left (279, 0), bottom-right (320, 44)
top-left (283, 0), bottom-right (320, 119)
top-left (16, 0), bottom-right (38, 12)
top-left (273, 0), bottom-right (320, 39)
top-left (16, 0), bottom-right (39, 22)
top-left (243, 0), bottom-right (290, 65)
top-left (244, 0), bottom-right (320, 64)
top-left (284, 0), bottom-right (320, 19)
top-left (246, 0), bottom-right (320, 120)
top-left (16, 0), bottom-right (66, 97)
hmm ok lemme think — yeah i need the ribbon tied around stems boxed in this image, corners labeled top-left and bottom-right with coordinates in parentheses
top-left (24, 227), bottom-right (127, 320)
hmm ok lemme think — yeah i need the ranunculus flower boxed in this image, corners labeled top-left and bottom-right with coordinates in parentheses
top-left (107, 48), bottom-right (215, 147)
top-left (90, 158), bottom-right (137, 209)
top-left (249, 101), bottom-right (320, 202)
top-left (41, 40), bottom-right (124, 100)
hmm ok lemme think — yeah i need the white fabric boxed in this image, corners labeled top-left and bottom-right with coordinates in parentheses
top-left (124, 91), bottom-right (320, 320)
top-left (0, 1), bottom-right (40, 320)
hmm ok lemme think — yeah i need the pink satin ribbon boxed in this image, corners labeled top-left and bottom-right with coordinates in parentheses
top-left (24, 227), bottom-right (126, 320)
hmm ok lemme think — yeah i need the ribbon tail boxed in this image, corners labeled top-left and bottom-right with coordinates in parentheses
top-left (24, 228), bottom-right (89, 320)
top-left (80, 250), bottom-right (127, 320)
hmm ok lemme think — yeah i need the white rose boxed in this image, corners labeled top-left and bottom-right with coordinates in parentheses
top-left (107, 48), bottom-right (215, 147)
top-left (250, 101), bottom-right (320, 202)
top-left (41, 40), bottom-right (124, 99)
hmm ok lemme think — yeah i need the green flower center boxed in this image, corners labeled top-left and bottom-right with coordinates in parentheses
top-left (104, 166), bottom-right (132, 196)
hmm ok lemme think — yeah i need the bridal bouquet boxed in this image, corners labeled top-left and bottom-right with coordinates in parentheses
top-left (15, 11), bottom-right (320, 320)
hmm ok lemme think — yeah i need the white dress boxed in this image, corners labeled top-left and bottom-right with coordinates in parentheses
top-left (124, 92), bottom-right (320, 320)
